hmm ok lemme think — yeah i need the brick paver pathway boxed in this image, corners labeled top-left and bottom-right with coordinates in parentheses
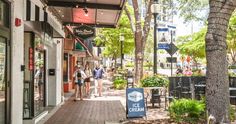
top-left (45, 99), bottom-right (126, 124)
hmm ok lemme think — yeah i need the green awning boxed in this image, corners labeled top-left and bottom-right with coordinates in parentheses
top-left (75, 42), bottom-right (85, 51)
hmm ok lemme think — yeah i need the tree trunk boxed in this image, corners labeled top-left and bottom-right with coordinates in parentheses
top-left (132, 0), bottom-right (143, 84)
top-left (205, 0), bottom-right (236, 123)
top-left (132, 0), bottom-right (153, 84)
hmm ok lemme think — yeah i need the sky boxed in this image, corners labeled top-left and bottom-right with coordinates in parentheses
top-left (174, 16), bottom-right (204, 37)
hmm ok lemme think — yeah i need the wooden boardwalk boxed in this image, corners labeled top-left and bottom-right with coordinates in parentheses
top-left (45, 99), bottom-right (126, 124)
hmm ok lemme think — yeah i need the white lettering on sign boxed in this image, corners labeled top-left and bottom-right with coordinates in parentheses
top-left (128, 91), bottom-right (143, 102)
top-left (129, 107), bottom-right (145, 112)
top-left (75, 29), bottom-right (93, 35)
top-left (132, 103), bottom-right (140, 107)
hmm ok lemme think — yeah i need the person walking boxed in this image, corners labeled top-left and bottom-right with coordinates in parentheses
top-left (84, 63), bottom-right (92, 98)
top-left (73, 66), bottom-right (79, 101)
top-left (73, 65), bottom-right (86, 101)
top-left (93, 63), bottom-right (105, 97)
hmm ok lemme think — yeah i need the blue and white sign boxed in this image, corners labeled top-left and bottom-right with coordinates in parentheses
top-left (158, 43), bottom-right (170, 50)
top-left (126, 88), bottom-right (146, 118)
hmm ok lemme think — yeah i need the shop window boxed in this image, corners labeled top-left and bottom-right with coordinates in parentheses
top-left (0, 1), bottom-right (9, 27)
top-left (23, 33), bottom-right (46, 118)
top-left (63, 53), bottom-right (69, 82)
top-left (34, 35), bottom-right (45, 116)
top-left (0, 38), bottom-right (6, 124)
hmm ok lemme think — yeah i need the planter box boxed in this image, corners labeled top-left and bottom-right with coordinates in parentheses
top-left (64, 81), bottom-right (73, 92)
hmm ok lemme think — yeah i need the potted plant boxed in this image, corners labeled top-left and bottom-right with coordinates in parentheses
top-left (141, 75), bottom-right (169, 107)
top-left (140, 75), bottom-right (169, 87)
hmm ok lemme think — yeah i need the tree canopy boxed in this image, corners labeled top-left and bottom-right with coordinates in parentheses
top-left (227, 12), bottom-right (236, 65)
top-left (175, 0), bottom-right (209, 23)
top-left (177, 28), bottom-right (206, 62)
top-left (94, 11), bottom-right (134, 59)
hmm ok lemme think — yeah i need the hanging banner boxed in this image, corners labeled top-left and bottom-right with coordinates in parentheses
top-left (74, 25), bottom-right (95, 39)
top-left (29, 48), bottom-right (34, 71)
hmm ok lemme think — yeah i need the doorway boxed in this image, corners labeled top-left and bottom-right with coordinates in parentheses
top-left (23, 33), bottom-right (46, 119)
top-left (0, 37), bottom-right (7, 124)
top-left (0, 0), bottom-right (11, 123)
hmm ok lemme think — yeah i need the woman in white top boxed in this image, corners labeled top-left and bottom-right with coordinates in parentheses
top-left (84, 63), bottom-right (92, 97)
top-left (73, 65), bottom-right (86, 101)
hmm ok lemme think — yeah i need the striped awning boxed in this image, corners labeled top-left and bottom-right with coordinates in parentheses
top-left (24, 0), bottom-right (46, 21)
top-left (24, 0), bottom-right (65, 38)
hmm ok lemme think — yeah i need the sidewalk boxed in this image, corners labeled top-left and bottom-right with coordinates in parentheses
top-left (40, 79), bottom-right (169, 124)
top-left (42, 79), bottom-right (126, 124)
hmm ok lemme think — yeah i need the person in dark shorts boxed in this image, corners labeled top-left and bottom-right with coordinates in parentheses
top-left (84, 63), bottom-right (92, 98)
top-left (78, 65), bottom-right (87, 100)
top-left (73, 65), bottom-right (86, 101)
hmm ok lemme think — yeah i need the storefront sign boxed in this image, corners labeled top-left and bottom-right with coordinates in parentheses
top-left (29, 48), bottom-right (34, 71)
top-left (126, 88), bottom-right (146, 118)
top-left (71, 51), bottom-right (87, 57)
top-left (74, 25), bottom-right (95, 39)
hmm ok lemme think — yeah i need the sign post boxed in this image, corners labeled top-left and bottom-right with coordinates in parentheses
top-left (126, 88), bottom-right (146, 118)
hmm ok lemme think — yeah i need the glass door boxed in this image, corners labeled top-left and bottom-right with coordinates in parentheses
top-left (0, 37), bottom-right (6, 124)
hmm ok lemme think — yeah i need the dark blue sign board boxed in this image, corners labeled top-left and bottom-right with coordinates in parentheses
top-left (158, 43), bottom-right (170, 50)
top-left (126, 88), bottom-right (146, 118)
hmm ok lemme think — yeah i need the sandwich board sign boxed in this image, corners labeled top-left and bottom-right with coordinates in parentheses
top-left (126, 88), bottom-right (146, 118)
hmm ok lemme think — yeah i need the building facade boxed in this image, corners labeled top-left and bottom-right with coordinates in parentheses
top-left (2, 0), bottom-right (64, 124)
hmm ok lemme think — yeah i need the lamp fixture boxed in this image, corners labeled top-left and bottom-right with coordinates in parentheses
top-left (83, 7), bottom-right (88, 16)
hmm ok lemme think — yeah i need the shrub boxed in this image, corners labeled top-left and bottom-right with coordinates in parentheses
top-left (230, 105), bottom-right (236, 122)
top-left (229, 72), bottom-right (236, 77)
top-left (125, 62), bottom-right (134, 67)
top-left (229, 65), bottom-right (236, 69)
top-left (113, 77), bottom-right (127, 90)
top-left (169, 99), bottom-right (205, 123)
top-left (140, 75), bottom-right (168, 87)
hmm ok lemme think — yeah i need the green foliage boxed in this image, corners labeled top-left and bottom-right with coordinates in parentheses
top-left (176, 0), bottom-right (209, 23)
top-left (177, 28), bottom-right (206, 60)
top-left (230, 105), bottom-right (236, 122)
top-left (113, 77), bottom-right (127, 90)
top-left (192, 69), bottom-right (204, 76)
top-left (227, 12), bottom-right (236, 65)
top-left (229, 65), bottom-right (236, 69)
top-left (143, 61), bottom-right (153, 68)
top-left (141, 75), bottom-right (168, 87)
top-left (169, 98), bottom-right (205, 123)
top-left (229, 72), bottom-right (236, 77)
top-left (94, 8), bottom-right (134, 59)
top-left (125, 62), bottom-right (134, 67)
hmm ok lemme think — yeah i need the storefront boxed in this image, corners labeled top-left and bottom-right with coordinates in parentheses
top-left (22, 0), bottom-right (64, 122)
top-left (0, 0), bottom-right (11, 123)
top-left (63, 28), bottom-right (90, 92)
top-left (23, 32), bottom-right (47, 119)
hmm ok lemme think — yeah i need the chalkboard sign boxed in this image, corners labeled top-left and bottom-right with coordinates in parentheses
top-left (126, 88), bottom-right (146, 118)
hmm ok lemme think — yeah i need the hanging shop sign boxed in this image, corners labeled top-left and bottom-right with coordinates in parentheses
top-left (29, 48), bottom-right (34, 71)
top-left (126, 88), bottom-right (146, 118)
top-left (74, 25), bottom-right (95, 39)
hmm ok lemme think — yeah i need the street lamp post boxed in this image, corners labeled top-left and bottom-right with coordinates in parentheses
top-left (151, 0), bottom-right (161, 74)
top-left (120, 34), bottom-right (124, 69)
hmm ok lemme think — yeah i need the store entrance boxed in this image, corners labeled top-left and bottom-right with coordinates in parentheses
top-left (0, 0), bottom-right (11, 123)
top-left (0, 37), bottom-right (7, 124)
top-left (23, 33), bottom-right (46, 119)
